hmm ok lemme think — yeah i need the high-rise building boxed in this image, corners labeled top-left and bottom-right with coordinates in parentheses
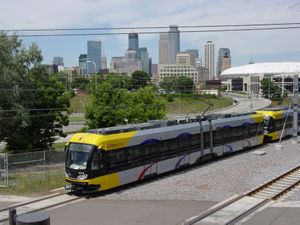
top-left (159, 25), bottom-right (180, 64)
top-left (168, 25), bottom-right (180, 64)
top-left (159, 33), bottom-right (169, 64)
top-left (186, 49), bottom-right (199, 59)
top-left (186, 49), bottom-right (198, 68)
top-left (87, 40), bottom-right (102, 74)
top-left (79, 54), bottom-right (87, 75)
top-left (129, 33), bottom-right (139, 51)
top-left (216, 48), bottom-right (231, 77)
top-left (204, 41), bottom-right (215, 80)
top-left (101, 55), bottom-right (107, 70)
top-left (139, 47), bottom-right (150, 75)
top-left (195, 58), bottom-right (202, 68)
top-left (176, 52), bottom-right (193, 66)
top-left (53, 57), bottom-right (64, 66)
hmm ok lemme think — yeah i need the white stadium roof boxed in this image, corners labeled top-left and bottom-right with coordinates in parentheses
top-left (221, 62), bottom-right (300, 76)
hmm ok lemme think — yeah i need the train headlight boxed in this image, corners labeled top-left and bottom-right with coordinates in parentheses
top-left (77, 173), bottom-right (88, 180)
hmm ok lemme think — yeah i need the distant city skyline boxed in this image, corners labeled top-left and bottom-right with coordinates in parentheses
top-left (3, 0), bottom-right (299, 69)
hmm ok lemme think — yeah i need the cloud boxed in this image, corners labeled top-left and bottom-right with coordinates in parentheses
top-left (2, 0), bottom-right (299, 66)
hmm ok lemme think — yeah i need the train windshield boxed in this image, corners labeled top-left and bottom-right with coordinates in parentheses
top-left (66, 143), bottom-right (94, 170)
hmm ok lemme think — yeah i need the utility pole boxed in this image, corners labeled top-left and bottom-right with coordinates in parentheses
top-left (292, 74), bottom-right (298, 144)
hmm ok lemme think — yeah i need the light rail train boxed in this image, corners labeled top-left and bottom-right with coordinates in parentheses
top-left (65, 107), bottom-right (299, 193)
top-left (65, 112), bottom-right (266, 193)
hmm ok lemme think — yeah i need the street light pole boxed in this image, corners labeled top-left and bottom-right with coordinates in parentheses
top-left (87, 60), bottom-right (97, 90)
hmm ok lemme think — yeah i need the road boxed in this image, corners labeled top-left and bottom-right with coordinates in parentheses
top-left (167, 94), bottom-right (271, 120)
top-left (214, 95), bottom-right (271, 114)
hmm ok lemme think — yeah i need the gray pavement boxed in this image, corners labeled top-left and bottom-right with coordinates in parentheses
top-left (242, 203), bottom-right (300, 225)
top-left (46, 199), bottom-right (216, 225)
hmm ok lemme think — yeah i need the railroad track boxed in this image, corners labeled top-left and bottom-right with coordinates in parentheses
top-left (0, 192), bottom-right (82, 224)
top-left (183, 165), bottom-right (300, 225)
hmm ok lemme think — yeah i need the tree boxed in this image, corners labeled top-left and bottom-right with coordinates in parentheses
top-left (50, 71), bottom-right (69, 89)
top-left (131, 70), bottom-right (150, 89)
top-left (159, 76), bottom-right (177, 93)
top-left (0, 33), bottom-right (71, 153)
top-left (105, 73), bottom-right (131, 89)
top-left (126, 87), bottom-right (165, 124)
top-left (260, 78), bottom-right (282, 101)
top-left (175, 76), bottom-right (194, 94)
top-left (85, 83), bottom-right (165, 128)
top-left (71, 76), bottom-right (90, 90)
top-left (85, 82), bottom-right (129, 128)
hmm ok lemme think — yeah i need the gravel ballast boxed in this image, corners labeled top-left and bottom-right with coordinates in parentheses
top-left (99, 138), bottom-right (300, 202)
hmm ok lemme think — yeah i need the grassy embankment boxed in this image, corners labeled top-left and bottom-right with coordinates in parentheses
top-left (70, 93), bottom-right (233, 116)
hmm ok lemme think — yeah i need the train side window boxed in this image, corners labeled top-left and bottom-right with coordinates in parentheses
top-left (191, 133), bottom-right (201, 151)
top-left (143, 142), bottom-right (158, 164)
top-left (259, 123), bottom-right (264, 135)
top-left (127, 146), bottom-right (143, 167)
top-left (267, 118), bottom-right (275, 132)
top-left (168, 138), bottom-right (178, 157)
top-left (158, 140), bottom-right (169, 160)
top-left (91, 150), bottom-right (99, 170)
top-left (179, 135), bottom-right (190, 154)
top-left (213, 130), bottom-right (223, 146)
top-left (107, 149), bottom-right (127, 171)
top-left (203, 132), bottom-right (210, 148)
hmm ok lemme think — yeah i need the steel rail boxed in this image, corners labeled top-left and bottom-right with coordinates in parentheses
top-left (183, 165), bottom-right (300, 225)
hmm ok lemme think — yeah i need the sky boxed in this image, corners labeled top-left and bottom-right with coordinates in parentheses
top-left (1, 0), bottom-right (300, 68)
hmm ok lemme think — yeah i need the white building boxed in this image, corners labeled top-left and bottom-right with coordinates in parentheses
top-left (158, 64), bottom-right (199, 84)
top-left (204, 41), bottom-right (215, 80)
top-left (221, 62), bottom-right (300, 95)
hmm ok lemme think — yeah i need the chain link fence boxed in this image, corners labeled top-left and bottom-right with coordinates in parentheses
top-left (0, 150), bottom-right (65, 189)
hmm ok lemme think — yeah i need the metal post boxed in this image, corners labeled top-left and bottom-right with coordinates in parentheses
top-left (9, 208), bottom-right (16, 225)
top-left (5, 154), bottom-right (8, 188)
top-left (87, 60), bottom-right (97, 90)
top-left (293, 74), bottom-right (298, 143)
top-left (44, 150), bottom-right (46, 181)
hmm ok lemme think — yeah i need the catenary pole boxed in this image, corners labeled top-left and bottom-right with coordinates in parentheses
top-left (293, 74), bottom-right (298, 143)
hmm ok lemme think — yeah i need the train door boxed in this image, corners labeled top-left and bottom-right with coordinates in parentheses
top-left (141, 141), bottom-right (158, 178)
top-left (178, 134), bottom-right (191, 166)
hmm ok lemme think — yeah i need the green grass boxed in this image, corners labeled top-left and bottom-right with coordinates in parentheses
top-left (70, 93), bottom-right (91, 113)
top-left (0, 169), bottom-right (67, 196)
top-left (159, 95), bottom-right (233, 114)
top-left (52, 142), bottom-right (67, 151)
top-left (69, 117), bottom-right (86, 122)
top-left (270, 97), bottom-right (300, 108)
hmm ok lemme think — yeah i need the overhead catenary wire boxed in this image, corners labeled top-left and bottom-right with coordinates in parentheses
top-left (3, 22), bottom-right (300, 32)
top-left (7, 26), bottom-right (300, 37)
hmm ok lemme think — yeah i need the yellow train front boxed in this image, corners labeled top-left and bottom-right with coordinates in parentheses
top-left (256, 107), bottom-right (300, 142)
top-left (65, 130), bottom-right (136, 193)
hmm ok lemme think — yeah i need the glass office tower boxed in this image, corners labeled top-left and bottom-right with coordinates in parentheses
top-left (87, 40), bottom-right (102, 74)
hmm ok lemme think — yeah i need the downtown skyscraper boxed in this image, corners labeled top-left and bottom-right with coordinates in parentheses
top-left (204, 41), bottom-right (215, 80)
top-left (159, 25), bottom-right (180, 64)
top-left (87, 40), bottom-right (102, 74)
top-left (216, 48), bottom-right (231, 77)
top-left (128, 33), bottom-right (139, 51)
